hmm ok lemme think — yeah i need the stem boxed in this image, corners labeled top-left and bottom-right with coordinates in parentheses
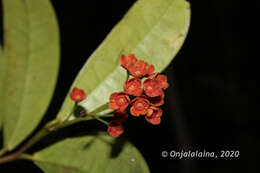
top-left (98, 114), bottom-right (114, 118)
top-left (126, 70), bottom-right (130, 81)
top-left (0, 113), bottom-right (114, 164)
top-left (88, 103), bottom-right (109, 115)
top-left (65, 102), bottom-right (78, 121)
top-left (0, 119), bottom-right (57, 164)
top-left (19, 153), bottom-right (34, 161)
top-left (94, 116), bottom-right (109, 126)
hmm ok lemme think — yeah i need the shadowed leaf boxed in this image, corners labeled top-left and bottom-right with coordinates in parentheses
top-left (32, 133), bottom-right (150, 173)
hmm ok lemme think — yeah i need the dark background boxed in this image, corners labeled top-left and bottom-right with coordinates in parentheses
top-left (0, 0), bottom-right (257, 173)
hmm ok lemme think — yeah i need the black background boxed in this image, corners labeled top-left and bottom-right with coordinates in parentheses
top-left (0, 0), bottom-right (257, 173)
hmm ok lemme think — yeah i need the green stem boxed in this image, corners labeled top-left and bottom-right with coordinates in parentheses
top-left (88, 103), bottom-right (109, 115)
top-left (0, 113), bottom-right (114, 164)
top-left (65, 102), bottom-right (78, 121)
top-left (94, 116), bottom-right (109, 126)
top-left (24, 113), bottom-right (110, 148)
top-left (126, 70), bottom-right (130, 81)
top-left (19, 153), bottom-right (34, 161)
top-left (98, 114), bottom-right (114, 118)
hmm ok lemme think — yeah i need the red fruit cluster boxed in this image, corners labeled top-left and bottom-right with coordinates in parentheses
top-left (108, 54), bottom-right (168, 137)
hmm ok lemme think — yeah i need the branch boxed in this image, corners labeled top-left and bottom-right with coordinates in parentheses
top-left (0, 113), bottom-right (113, 164)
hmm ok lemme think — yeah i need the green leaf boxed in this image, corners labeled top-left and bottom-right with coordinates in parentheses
top-left (0, 46), bottom-right (4, 130)
top-left (2, 0), bottom-right (60, 150)
top-left (57, 0), bottom-right (190, 121)
top-left (32, 133), bottom-right (150, 173)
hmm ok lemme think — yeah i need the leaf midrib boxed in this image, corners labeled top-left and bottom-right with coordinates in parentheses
top-left (77, 0), bottom-right (175, 111)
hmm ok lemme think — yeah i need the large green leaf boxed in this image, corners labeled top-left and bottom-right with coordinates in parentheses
top-left (32, 133), bottom-right (150, 173)
top-left (0, 46), bottom-right (4, 130)
top-left (57, 0), bottom-right (190, 121)
top-left (1, 0), bottom-right (60, 150)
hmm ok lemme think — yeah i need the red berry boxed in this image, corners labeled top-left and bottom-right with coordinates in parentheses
top-left (148, 93), bottom-right (165, 106)
top-left (129, 60), bottom-right (155, 78)
top-left (129, 60), bottom-right (147, 78)
top-left (145, 106), bottom-right (162, 125)
top-left (107, 121), bottom-right (124, 137)
top-left (120, 54), bottom-right (137, 70)
top-left (124, 78), bottom-right (143, 96)
top-left (70, 88), bottom-right (87, 102)
top-left (144, 63), bottom-right (155, 77)
top-left (109, 92), bottom-right (130, 112)
top-left (130, 96), bottom-right (150, 116)
top-left (156, 74), bottom-right (169, 90)
top-left (143, 78), bottom-right (163, 97)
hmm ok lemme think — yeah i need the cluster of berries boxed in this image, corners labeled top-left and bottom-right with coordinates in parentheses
top-left (108, 54), bottom-right (168, 137)
top-left (69, 54), bottom-right (168, 138)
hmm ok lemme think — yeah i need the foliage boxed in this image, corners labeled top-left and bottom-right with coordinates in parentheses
top-left (0, 0), bottom-right (190, 172)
